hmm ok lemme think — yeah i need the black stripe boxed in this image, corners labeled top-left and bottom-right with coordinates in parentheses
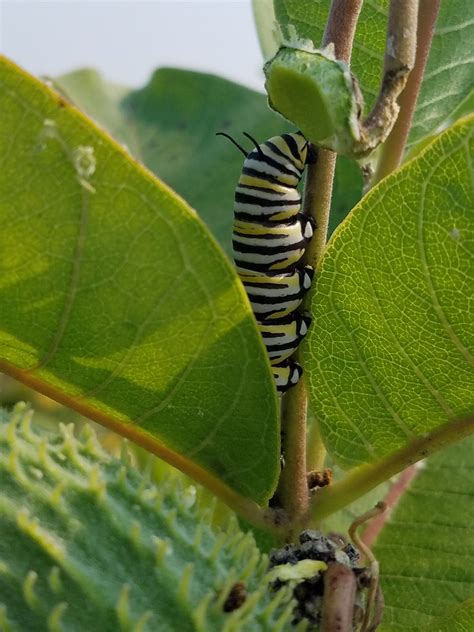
top-left (234, 211), bottom-right (297, 224)
top-left (261, 330), bottom-right (287, 339)
top-left (265, 340), bottom-right (301, 353)
top-left (243, 279), bottom-right (291, 289)
top-left (237, 183), bottom-right (289, 197)
top-left (234, 258), bottom-right (296, 273)
top-left (248, 292), bottom-right (302, 305)
top-left (233, 229), bottom-right (293, 241)
top-left (248, 150), bottom-right (300, 178)
top-left (265, 140), bottom-right (304, 175)
top-left (242, 166), bottom-right (291, 187)
top-left (233, 239), bottom-right (305, 255)
top-left (282, 134), bottom-right (302, 163)
top-left (235, 191), bottom-right (301, 208)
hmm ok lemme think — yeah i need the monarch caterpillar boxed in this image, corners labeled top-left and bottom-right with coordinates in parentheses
top-left (217, 131), bottom-right (315, 393)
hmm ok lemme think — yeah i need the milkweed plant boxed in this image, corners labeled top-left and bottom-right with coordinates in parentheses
top-left (0, 1), bottom-right (473, 631)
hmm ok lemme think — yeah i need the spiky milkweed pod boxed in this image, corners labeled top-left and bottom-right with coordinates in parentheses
top-left (0, 404), bottom-right (298, 632)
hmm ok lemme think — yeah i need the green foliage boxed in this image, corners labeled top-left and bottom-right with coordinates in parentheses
top-left (420, 597), bottom-right (474, 632)
top-left (304, 116), bottom-right (474, 466)
top-left (0, 56), bottom-right (280, 504)
top-left (1, 0), bottom-right (474, 627)
top-left (374, 436), bottom-right (474, 631)
top-left (0, 404), bottom-right (298, 632)
top-left (269, 0), bottom-right (474, 151)
top-left (54, 67), bottom-right (363, 251)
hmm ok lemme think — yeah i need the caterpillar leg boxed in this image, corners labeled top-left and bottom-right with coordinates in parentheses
top-left (272, 360), bottom-right (303, 393)
top-left (233, 213), bottom-right (316, 275)
top-left (240, 265), bottom-right (314, 320)
top-left (259, 311), bottom-right (312, 365)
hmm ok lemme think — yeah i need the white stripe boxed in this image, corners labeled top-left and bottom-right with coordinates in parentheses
top-left (246, 285), bottom-right (299, 298)
top-left (244, 157), bottom-right (300, 183)
top-left (234, 201), bottom-right (299, 216)
top-left (260, 145), bottom-right (301, 178)
top-left (233, 232), bottom-right (303, 249)
top-left (235, 249), bottom-right (304, 264)
top-left (236, 185), bottom-right (300, 203)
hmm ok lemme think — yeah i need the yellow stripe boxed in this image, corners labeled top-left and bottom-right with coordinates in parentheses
top-left (239, 273), bottom-right (295, 286)
top-left (238, 175), bottom-right (291, 193)
top-left (267, 134), bottom-right (306, 171)
top-left (234, 220), bottom-right (293, 236)
top-left (272, 210), bottom-right (297, 221)
top-left (270, 135), bottom-right (293, 156)
top-left (259, 321), bottom-right (296, 337)
top-left (234, 222), bottom-right (274, 236)
top-left (270, 254), bottom-right (303, 270)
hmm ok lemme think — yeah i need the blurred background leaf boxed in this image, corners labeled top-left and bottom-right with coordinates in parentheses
top-left (55, 67), bottom-right (363, 254)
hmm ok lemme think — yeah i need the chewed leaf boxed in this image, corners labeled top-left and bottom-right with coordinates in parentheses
top-left (271, 0), bottom-right (474, 152)
top-left (304, 115), bottom-right (474, 467)
top-left (0, 56), bottom-right (280, 505)
top-left (264, 46), bottom-right (362, 155)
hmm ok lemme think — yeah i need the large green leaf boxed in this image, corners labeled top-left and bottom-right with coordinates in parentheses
top-left (0, 405), bottom-right (296, 632)
top-left (304, 115), bottom-right (474, 467)
top-left (0, 56), bottom-right (280, 505)
top-left (270, 0), bottom-right (474, 150)
top-left (421, 597), bottom-right (474, 632)
top-left (54, 67), bottom-right (363, 250)
top-left (374, 436), bottom-right (474, 631)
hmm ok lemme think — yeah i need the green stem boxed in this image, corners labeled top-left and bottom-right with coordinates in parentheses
top-left (277, 364), bottom-right (309, 523)
top-left (372, 0), bottom-right (441, 184)
top-left (310, 415), bottom-right (474, 523)
top-left (307, 413), bottom-right (327, 472)
top-left (276, 0), bottom-right (364, 530)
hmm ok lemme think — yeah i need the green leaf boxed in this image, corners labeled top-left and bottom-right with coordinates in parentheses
top-left (54, 67), bottom-right (363, 248)
top-left (329, 155), bottom-right (364, 235)
top-left (407, 2), bottom-right (474, 149)
top-left (0, 404), bottom-right (296, 632)
top-left (373, 436), bottom-right (474, 631)
top-left (421, 597), bottom-right (474, 632)
top-left (271, 0), bottom-right (474, 150)
top-left (0, 56), bottom-right (280, 505)
top-left (407, 88), bottom-right (474, 161)
top-left (304, 115), bottom-right (474, 467)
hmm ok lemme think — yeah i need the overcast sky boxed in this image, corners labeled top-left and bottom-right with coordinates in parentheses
top-left (1, 0), bottom-right (266, 91)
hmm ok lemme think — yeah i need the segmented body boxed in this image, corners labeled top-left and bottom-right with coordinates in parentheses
top-left (231, 132), bottom-right (315, 393)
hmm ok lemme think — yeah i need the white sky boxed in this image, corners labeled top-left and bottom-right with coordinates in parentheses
top-left (0, 0), bottom-right (266, 91)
